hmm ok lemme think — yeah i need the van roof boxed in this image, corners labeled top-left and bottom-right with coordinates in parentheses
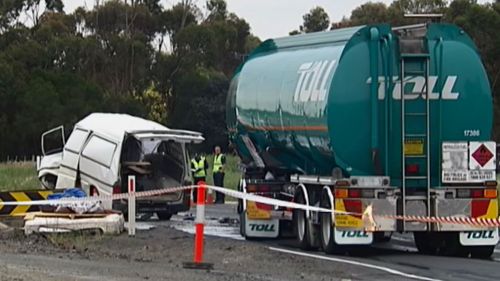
top-left (75, 113), bottom-right (202, 142)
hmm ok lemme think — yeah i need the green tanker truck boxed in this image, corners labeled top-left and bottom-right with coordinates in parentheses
top-left (228, 23), bottom-right (498, 257)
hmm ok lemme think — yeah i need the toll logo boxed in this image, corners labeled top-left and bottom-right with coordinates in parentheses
top-left (249, 223), bottom-right (276, 232)
top-left (366, 76), bottom-right (459, 100)
top-left (294, 60), bottom-right (336, 102)
top-left (466, 231), bottom-right (495, 239)
top-left (341, 230), bottom-right (369, 238)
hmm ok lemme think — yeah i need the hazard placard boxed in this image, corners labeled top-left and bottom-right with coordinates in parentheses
top-left (469, 142), bottom-right (496, 170)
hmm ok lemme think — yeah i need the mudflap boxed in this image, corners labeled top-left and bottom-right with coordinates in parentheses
top-left (333, 228), bottom-right (373, 245)
top-left (244, 217), bottom-right (280, 238)
top-left (459, 229), bottom-right (500, 246)
top-left (242, 200), bottom-right (280, 238)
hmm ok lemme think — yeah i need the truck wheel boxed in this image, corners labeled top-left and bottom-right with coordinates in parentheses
top-left (157, 212), bottom-right (172, 221)
top-left (441, 233), bottom-right (468, 257)
top-left (293, 193), bottom-right (318, 251)
top-left (470, 246), bottom-right (495, 259)
top-left (319, 194), bottom-right (342, 254)
top-left (374, 232), bottom-right (392, 243)
top-left (414, 232), bottom-right (438, 255)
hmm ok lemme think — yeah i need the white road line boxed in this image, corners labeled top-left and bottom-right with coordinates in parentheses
top-left (268, 247), bottom-right (442, 281)
top-left (495, 249), bottom-right (500, 254)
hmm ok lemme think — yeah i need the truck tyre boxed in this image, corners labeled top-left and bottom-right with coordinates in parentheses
top-left (157, 212), bottom-right (172, 221)
top-left (293, 192), bottom-right (319, 251)
top-left (441, 233), bottom-right (468, 257)
top-left (470, 246), bottom-right (495, 259)
top-left (374, 232), bottom-right (392, 243)
top-left (320, 192), bottom-right (342, 254)
top-left (414, 232), bottom-right (438, 255)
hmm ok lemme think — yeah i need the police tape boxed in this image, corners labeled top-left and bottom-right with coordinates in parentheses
top-left (0, 185), bottom-right (345, 214)
top-left (376, 214), bottom-right (500, 229)
top-left (204, 185), bottom-right (500, 229)
top-left (0, 185), bottom-right (195, 206)
top-left (1, 184), bottom-right (499, 228)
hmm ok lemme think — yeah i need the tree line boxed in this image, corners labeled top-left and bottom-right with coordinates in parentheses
top-left (0, 0), bottom-right (499, 159)
top-left (0, 0), bottom-right (259, 158)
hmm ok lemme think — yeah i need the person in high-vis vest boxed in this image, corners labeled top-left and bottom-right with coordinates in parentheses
top-left (191, 153), bottom-right (208, 202)
top-left (212, 146), bottom-right (226, 203)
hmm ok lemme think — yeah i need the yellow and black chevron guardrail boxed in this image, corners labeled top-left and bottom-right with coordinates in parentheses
top-left (0, 190), bottom-right (54, 216)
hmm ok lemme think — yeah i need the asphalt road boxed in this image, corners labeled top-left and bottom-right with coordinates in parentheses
top-left (162, 204), bottom-right (500, 281)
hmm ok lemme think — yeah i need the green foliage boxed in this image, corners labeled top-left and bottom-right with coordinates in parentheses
top-left (169, 67), bottom-right (228, 151)
top-left (300, 6), bottom-right (330, 33)
top-left (0, 0), bottom-right (259, 159)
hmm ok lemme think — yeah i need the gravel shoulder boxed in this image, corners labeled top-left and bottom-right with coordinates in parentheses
top-left (0, 222), bottom-right (398, 281)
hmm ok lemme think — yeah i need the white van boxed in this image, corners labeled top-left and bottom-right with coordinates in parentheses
top-left (36, 113), bottom-right (204, 220)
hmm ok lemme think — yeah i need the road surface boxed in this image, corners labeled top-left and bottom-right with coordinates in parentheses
top-left (165, 204), bottom-right (500, 281)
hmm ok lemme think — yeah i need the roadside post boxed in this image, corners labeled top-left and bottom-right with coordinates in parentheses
top-left (128, 175), bottom-right (136, 237)
top-left (183, 181), bottom-right (213, 270)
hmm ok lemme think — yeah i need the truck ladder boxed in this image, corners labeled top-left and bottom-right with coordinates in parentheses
top-left (400, 48), bottom-right (431, 231)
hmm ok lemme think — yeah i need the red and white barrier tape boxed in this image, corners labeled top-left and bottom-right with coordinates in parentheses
top-left (380, 214), bottom-right (500, 228)
top-left (1, 184), bottom-right (499, 228)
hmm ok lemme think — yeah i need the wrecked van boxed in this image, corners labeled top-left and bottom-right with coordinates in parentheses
top-left (36, 113), bottom-right (204, 220)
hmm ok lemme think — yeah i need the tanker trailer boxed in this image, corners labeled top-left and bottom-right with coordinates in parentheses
top-left (228, 23), bottom-right (498, 257)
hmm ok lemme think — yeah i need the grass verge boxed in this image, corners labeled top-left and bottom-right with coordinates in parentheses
top-left (0, 161), bottom-right (39, 191)
top-left (45, 230), bottom-right (105, 251)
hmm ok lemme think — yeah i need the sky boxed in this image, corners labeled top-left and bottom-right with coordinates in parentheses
top-left (63, 0), bottom-right (493, 40)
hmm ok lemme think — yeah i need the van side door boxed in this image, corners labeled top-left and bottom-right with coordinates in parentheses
top-left (55, 127), bottom-right (91, 189)
top-left (78, 132), bottom-right (120, 196)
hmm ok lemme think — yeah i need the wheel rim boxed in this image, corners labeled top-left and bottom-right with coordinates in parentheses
top-left (297, 209), bottom-right (306, 240)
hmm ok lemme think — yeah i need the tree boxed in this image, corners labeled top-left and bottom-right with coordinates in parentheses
top-left (207, 0), bottom-right (227, 22)
top-left (301, 6), bottom-right (330, 33)
top-left (0, 0), bottom-right (260, 157)
top-left (349, 3), bottom-right (389, 26)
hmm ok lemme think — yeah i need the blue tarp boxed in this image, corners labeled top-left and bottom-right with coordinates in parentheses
top-left (48, 188), bottom-right (86, 200)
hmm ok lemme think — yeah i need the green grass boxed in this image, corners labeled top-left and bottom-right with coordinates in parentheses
top-left (0, 161), bottom-right (40, 191)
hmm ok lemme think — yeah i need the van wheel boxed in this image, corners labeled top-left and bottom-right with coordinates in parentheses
top-left (470, 246), bottom-right (495, 259)
top-left (293, 192), bottom-right (318, 251)
top-left (320, 192), bottom-right (343, 254)
top-left (40, 175), bottom-right (57, 190)
top-left (157, 212), bottom-right (172, 221)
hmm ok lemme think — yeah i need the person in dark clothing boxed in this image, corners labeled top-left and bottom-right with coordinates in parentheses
top-left (191, 153), bottom-right (208, 202)
top-left (212, 146), bottom-right (226, 204)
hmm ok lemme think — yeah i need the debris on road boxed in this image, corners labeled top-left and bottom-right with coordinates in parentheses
top-left (24, 212), bottom-right (124, 235)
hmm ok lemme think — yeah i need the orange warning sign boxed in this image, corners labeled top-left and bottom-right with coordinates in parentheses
top-left (471, 144), bottom-right (493, 167)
